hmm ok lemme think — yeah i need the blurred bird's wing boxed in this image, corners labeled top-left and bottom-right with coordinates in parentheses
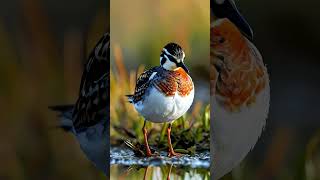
top-left (72, 33), bottom-right (110, 132)
top-left (49, 105), bottom-right (75, 132)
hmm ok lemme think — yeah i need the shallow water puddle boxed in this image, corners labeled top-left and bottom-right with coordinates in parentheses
top-left (110, 147), bottom-right (210, 179)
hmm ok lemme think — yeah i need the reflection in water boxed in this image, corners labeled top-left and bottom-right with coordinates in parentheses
top-left (111, 147), bottom-right (210, 168)
top-left (111, 164), bottom-right (210, 180)
top-left (110, 147), bottom-right (210, 179)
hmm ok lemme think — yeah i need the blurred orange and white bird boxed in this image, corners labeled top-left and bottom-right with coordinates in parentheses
top-left (211, 0), bottom-right (270, 179)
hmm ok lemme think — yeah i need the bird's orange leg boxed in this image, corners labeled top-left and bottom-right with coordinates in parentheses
top-left (142, 121), bottom-right (153, 157)
top-left (143, 166), bottom-right (150, 180)
top-left (167, 164), bottom-right (173, 180)
top-left (167, 123), bottom-right (181, 157)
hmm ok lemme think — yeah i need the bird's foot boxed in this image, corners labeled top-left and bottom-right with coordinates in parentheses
top-left (145, 147), bottom-right (159, 157)
top-left (167, 150), bottom-right (182, 157)
top-left (145, 151), bottom-right (158, 157)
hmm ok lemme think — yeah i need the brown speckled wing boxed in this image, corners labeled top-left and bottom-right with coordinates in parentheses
top-left (130, 67), bottom-right (159, 103)
top-left (72, 33), bottom-right (109, 131)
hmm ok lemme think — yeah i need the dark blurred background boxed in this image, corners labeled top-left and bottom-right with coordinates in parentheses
top-left (222, 0), bottom-right (320, 179)
top-left (0, 0), bottom-right (108, 179)
top-left (2, 0), bottom-right (320, 179)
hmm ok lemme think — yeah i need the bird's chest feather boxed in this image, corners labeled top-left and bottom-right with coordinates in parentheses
top-left (153, 67), bottom-right (194, 97)
top-left (135, 88), bottom-right (194, 123)
top-left (75, 120), bottom-right (108, 174)
top-left (135, 69), bottom-right (194, 123)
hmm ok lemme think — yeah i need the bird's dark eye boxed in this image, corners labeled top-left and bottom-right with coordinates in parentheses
top-left (219, 37), bottom-right (225, 44)
top-left (217, 55), bottom-right (224, 61)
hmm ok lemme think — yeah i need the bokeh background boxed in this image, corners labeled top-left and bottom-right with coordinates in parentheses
top-left (110, 0), bottom-right (210, 179)
top-left (2, 0), bottom-right (320, 179)
top-left (110, 0), bottom-right (210, 136)
top-left (221, 0), bottom-right (320, 179)
top-left (110, 0), bottom-right (210, 102)
top-left (0, 0), bottom-right (108, 179)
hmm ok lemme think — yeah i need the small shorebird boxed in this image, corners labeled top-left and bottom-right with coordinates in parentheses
top-left (50, 33), bottom-right (109, 175)
top-left (127, 43), bottom-right (194, 157)
top-left (211, 0), bottom-right (270, 179)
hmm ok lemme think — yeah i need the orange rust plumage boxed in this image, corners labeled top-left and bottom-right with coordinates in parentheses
top-left (211, 19), bottom-right (267, 111)
top-left (154, 67), bottom-right (193, 97)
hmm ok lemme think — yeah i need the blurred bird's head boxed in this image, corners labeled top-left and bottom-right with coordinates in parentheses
top-left (211, 0), bottom-right (253, 41)
top-left (160, 43), bottom-right (189, 73)
top-left (211, 18), bottom-right (247, 58)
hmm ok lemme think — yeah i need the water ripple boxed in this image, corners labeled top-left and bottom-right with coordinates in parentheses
top-left (110, 147), bottom-right (210, 169)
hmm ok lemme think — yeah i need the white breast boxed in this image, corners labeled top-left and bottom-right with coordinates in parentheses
top-left (75, 120), bottom-right (108, 174)
top-left (211, 79), bottom-right (270, 179)
top-left (134, 85), bottom-right (194, 123)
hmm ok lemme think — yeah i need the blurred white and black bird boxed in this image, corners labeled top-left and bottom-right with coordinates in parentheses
top-left (211, 0), bottom-right (270, 179)
top-left (50, 33), bottom-right (109, 175)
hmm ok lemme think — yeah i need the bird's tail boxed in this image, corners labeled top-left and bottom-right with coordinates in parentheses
top-left (125, 95), bottom-right (134, 103)
top-left (49, 105), bottom-right (74, 132)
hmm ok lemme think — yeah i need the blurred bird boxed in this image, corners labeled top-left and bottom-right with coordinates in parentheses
top-left (127, 43), bottom-right (194, 157)
top-left (49, 33), bottom-right (109, 175)
top-left (211, 0), bottom-right (270, 179)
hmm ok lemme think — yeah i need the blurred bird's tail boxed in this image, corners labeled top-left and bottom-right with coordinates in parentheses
top-left (49, 105), bottom-right (74, 132)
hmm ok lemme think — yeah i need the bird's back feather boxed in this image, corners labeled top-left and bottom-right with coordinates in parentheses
top-left (72, 33), bottom-right (110, 132)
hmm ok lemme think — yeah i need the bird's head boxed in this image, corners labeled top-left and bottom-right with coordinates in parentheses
top-left (211, 18), bottom-right (246, 59)
top-left (160, 43), bottom-right (189, 73)
top-left (211, 0), bottom-right (253, 41)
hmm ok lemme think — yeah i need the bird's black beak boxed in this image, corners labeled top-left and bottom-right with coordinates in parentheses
top-left (211, 0), bottom-right (254, 41)
top-left (178, 62), bottom-right (189, 74)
